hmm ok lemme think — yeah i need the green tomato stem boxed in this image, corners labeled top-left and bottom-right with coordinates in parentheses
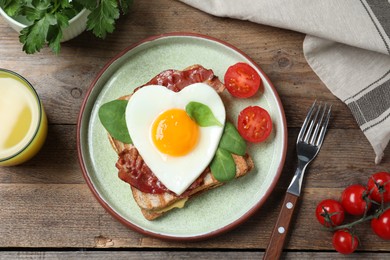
top-left (51, 0), bottom-right (61, 14)
top-left (330, 205), bottom-right (390, 231)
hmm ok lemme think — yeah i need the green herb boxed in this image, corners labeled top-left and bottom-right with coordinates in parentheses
top-left (0, 0), bottom-right (133, 54)
top-left (98, 99), bottom-right (132, 144)
top-left (84, 0), bottom-right (119, 39)
top-left (185, 101), bottom-right (223, 127)
top-left (218, 122), bottom-right (246, 156)
top-left (210, 147), bottom-right (236, 182)
top-left (0, 0), bottom-right (25, 17)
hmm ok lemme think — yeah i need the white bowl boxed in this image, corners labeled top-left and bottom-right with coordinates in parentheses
top-left (0, 7), bottom-right (90, 42)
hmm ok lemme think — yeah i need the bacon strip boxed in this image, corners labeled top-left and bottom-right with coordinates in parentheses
top-left (135, 64), bottom-right (225, 93)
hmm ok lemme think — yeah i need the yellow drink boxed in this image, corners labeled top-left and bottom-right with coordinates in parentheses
top-left (0, 69), bottom-right (47, 166)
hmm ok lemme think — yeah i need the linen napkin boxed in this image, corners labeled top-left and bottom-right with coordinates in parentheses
top-left (180, 0), bottom-right (390, 164)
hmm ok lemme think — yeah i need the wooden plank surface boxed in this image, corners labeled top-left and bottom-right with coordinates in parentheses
top-left (0, 0), bottom-right (389, 257)
top-left (0, 251), bottom-right (388, 260)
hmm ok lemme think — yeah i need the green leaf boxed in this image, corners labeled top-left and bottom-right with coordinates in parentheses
top-left (0, 0), bottom-right (26, 17)
top-left (60, 8), bottom-right (80, 20)
top-left (210, 148), bottom-right (236, 182)
top-left (185, 101), bottom-right (223, 127)
top-left (47, 25), bottom-right (62, 54)
top-left (61, 0), bottom-right (84, 18)
top-left (86, 0), bottom-right (119, 39)
top-left (98, 100), bottom-right (132, 144)
top-left (47, 13), bottom-right (69, 54)
top-left (19, 13), bottom-right (56, 54)
top-left (219, 122), bottom-right (247, 156)
top-left (57, 0), bottom-right (72, 9)
top-left (28, 0), bottom-right (53, 21)
top-left (23, 6), bottom-right (45, 22)
top-left (55, 11), bottom-right (69, 29)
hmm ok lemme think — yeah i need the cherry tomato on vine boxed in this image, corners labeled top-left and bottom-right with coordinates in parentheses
top-left (371, 208), bottom-right (390, 240)
top-left (224, 62), bottom-right (263, 98)
top-left (367, 171), bottom-right (390, 203)
top-left (315, 199), bottom-right (345, 227)
top-left (237, 106), bottom-right (272, 143)
top-left (332, 230), bottom-right (359, 254)
top-left (340, 184), bottom-right (371, 216)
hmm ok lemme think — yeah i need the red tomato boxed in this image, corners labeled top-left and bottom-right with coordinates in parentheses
top-left (224, 62), bottom-right (262, 98)
top-left (332, 230), bottom-right (359, 254)
top-left (340, 184), bottom-right (371, 216)
top-left (315, 199), bottom-right (345, 227)
top-left (371, 208), bottom-right (390, 240)
top-left (367, 171), bottom-right (390, 203)
top-left (237, 106), bottom-right (272, 143)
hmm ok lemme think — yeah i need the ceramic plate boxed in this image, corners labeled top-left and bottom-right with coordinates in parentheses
top-left (77, 33), bottom-right (287, 241)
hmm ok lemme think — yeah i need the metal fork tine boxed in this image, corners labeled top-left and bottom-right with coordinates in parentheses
top-left (297, 100), bottom-right (317, 142)
top-left (309, 103), bottom-right (326, 145)
top-left (304, 103), bottom-right (321, 143)
top-left (315, 105), bottom-right (332, 146)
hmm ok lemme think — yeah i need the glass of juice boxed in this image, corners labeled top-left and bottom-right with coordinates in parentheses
top-left (0, 69), bottom-right (48, 166)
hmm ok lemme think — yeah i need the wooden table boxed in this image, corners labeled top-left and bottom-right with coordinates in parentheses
top-left (1, 1), bottom-right (389, 259)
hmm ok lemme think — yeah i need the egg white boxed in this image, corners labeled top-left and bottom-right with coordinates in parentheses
top-left (125, 83), bottom-right (226, 195)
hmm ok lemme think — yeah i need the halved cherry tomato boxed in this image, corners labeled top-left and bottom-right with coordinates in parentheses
top-left (367, 171), bottom-right (390, 203)
top-left (237, 106), bottom-right (272, 143)
top-left (224, 62), bottom-right (262, 98)
top-left (332, 230), bottom-right (359, 254)
top-left (315, 199), bottom-right (345, 227)
top-left (371, 208), bottom-right (390, 240)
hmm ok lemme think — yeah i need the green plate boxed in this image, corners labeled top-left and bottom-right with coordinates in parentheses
top-left (77, 33), bottom-right (287, 241)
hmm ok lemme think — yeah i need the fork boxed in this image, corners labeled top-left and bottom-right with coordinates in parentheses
top-left (263, 101), bottom-right (331, 260)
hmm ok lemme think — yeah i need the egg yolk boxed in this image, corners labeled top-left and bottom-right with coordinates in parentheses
top-left (151, 108), bottom-right (199, 156)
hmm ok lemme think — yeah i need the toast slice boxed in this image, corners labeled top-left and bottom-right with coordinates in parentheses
top-left (108, 65), bottom-right (254, 220)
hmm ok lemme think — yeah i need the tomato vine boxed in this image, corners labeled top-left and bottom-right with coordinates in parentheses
top-left (315, 171), bottom-right (390, 254)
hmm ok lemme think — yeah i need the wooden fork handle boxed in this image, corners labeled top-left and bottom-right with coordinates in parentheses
top-left (263, 192), bottom-right (299, 260)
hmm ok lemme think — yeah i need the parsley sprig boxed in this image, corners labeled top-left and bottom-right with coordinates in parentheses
top-left (0, 0), bottom-right (133, 54)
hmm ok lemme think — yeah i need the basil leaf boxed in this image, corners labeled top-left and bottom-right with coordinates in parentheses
top-left (98, 100), bottom-right (132, 144)
top-left (185, 101), bottom-right (223, 127)
top-left (219, 122), bottom-right (247, 156)
top-left (210, 148), bottom-right (236, 182)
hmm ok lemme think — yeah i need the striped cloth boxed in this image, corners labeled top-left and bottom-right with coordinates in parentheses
top-left (180, 0), bottom-right (390, 163)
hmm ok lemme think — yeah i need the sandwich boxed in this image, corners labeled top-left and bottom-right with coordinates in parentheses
top-left (100, 64), bottom-right (254, 220)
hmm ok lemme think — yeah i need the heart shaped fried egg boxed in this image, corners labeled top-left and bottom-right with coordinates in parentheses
top-left (125, 83), bottom-right (226, 195)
